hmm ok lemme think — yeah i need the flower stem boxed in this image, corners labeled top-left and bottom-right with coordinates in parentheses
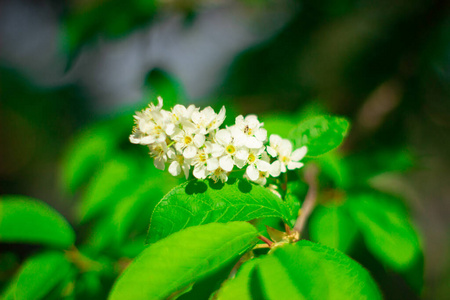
top-left (258, 235), bottom-right (274, 247)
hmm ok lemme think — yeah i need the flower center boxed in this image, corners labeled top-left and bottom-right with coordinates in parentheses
top-left (248, 153), bottom-right (256, 163)
top-left (226, 145), bottom-right (236, 154)
top-left (280, 156), bottom-right (290, 163)
top-left (244, 125), bottom-right (253, 135)
top-left (184, 136), bottom-right (193, 144)
top-left (199, 152), bottom-right (207, 162)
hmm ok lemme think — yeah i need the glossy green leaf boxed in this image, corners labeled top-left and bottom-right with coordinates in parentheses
top-left (289, 115), bottom-right (350, 157)
top-left (61, 115), bottom-right (130, 193)
top-left (0, 196), bottom-right (75, 248)
top-left (309, 204), bottom-right (357, 252)
top-left (347, 193), bottom-right (422, 272)
top-left (109, 222), bottom-right (258, 300)
top-left (147, 178), bottom-right (292, 243)
top-left (79, 155), bottom-right (137, 223)
top-left (216, 259), bottom-right (259, 300)
top-left (2, 251), bottom-right (72, 300)
top-left (256, 254), bottom-right (306, 299)
top-left (255, 241), bottom-right (382, 299)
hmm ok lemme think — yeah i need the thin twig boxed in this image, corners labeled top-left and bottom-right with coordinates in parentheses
top-left (258, 235), bottom-right (274, 247)
top-left (293, 164), bottom-right (319, 238)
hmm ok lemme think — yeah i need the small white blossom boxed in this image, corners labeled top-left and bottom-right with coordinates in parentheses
top-left (230, 115), bottom-right (267, 149)
top-left (275, 139), bottom-right (307, 173)
top-left (167, 149), bottom-right (191, 179)
top-left (148, 142), bottom-right (169, 170)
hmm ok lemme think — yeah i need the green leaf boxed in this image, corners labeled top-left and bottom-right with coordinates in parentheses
top-left (0, 195), bottom-right (75, 248)
top-left (347, 193), bottom-right (422, 272)
top-left (79, 155), bottom-right (137, 223)
top-left (61, 115), bottom-right (130, 193)
top-left (143, 68), bottom-right (186, 108)
top-left (256, 255), bottom-right (306, 300)
top-left (109, 222), bottom-right (258, 300)
top-left (255, 241), bottom-right (382, 299)
top-left (2, 251), bottom-right (72, 300)
top-left (309, 204), bottom-right (357, 253)
top-left (289, 115), bottom-right (350, 157)
top-left (216, 259), bottom-right (259, 300)
top-left (260, 114), bottom-right (296, 138)
top-left (147, 178), bottom-right (293, 243)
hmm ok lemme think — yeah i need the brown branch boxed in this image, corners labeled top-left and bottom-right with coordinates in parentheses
top-left (292, 164), bottom-right (319, 239)
top-left (258, 235), bottom-right (274, 247)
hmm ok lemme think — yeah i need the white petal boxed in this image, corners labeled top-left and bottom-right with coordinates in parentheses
top-left (193, 165), bottom-right (206, 179)
top-left (193, 134), bottom-right (205, 147)
top-left (266, 146), bottom-right (278, 157)
top-left (255, 128), bottom-right (267, 142)
top-left (211, 143), bottom-right (224, 157)
top-left (246, 164), bottom-right (259, 181)
top-left (183, 146), bottom-right (197, 159)
top-left (280, 162), bottom-right (287, 173)
top-left (206, 158), bottom-right (219, 171)
top-left (165, 123), bottom-right (175, 136)
top-left (279, 139), bottom-right (293, 156)
top-left (291, 146), bottom-right (307, 161)
top-left (216, 129), bottom-right (232, 145)
top-left (246, 136), bottom-right (263, 149)
top-left (287, 162), bottom-right (304, 170)
top-left (183, 164), bottom-right (190, 179)
top-left (154, 157), bottom-right (166, 170)
top-left (235, 149), bottom-right (249, 161)
top-left (256, 160), bottom-right (270, 172)
top-left (219, 155), bottom-right (235, 172)
top-left (156, 96), bottom-right (164, 109)
top-left (269, 161), bottom-right (281, 177)
top-left (235, 158), bottom-right (247, 169)
top-left (168, 161), bottom-right (181, 176)
top-left (270, 134), bottom-right (282, 146)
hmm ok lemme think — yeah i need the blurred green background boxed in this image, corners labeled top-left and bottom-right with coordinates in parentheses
top-left (0, 0), bottom-right (449, 299)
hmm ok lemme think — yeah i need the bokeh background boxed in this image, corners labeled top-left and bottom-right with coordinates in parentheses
top-left (0, 0), bottom-right (449, 299)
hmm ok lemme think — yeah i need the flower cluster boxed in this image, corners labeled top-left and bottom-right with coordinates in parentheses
top-left (130, 97), bottom-right (307, 184)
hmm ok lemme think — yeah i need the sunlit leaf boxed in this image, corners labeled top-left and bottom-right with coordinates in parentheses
top-left (216, 259), bottom-right (259, 300)
top-left (79, 155), bottom-right (137, 223)
top-left (347, 193), bottom-right (422, 272)
top-left (2, 251), bottom-right (72, 300)
top-left (256, 254), bottom-right (306, 299)
top-left (109, 222), bottom-right (258, 300)
top-left (309, 204), bottom-right (357, 252)
top-left (147, 178), bottom-right (293, 243)
top-left (0, 196), bottom-right (75, 248)
top-left (289, 115), bottom-right (350, 157)
top-left (255, 241), bottom-right (382, 299)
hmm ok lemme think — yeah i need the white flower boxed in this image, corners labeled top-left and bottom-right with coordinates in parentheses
top-left (191, 106), bottom-right (226, 135)
top-left (267, 134), bottom-right (283, 157)
top-left (164, 104), bottom-right (198, 136)
top-left (167, 149), bottom-right (191, 179)
top-left (276, 139), bottom-right (307, 173)
top-left (148, 142), bottom-right (169, 170)
top-left (214, 128), bottom-right (244, 172)
top-left (229, 115), bottom-right (267, 149)
top-left (210, 167), bottom-right (228, 183)
top-left (237, 148), bottom-right (270, 181)
top-left (172, 127), bottom-right (205, 159)
top-left (129, 97), bottom-right (166, 145)
top-left (191, 142), bottom-right (219, 179)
